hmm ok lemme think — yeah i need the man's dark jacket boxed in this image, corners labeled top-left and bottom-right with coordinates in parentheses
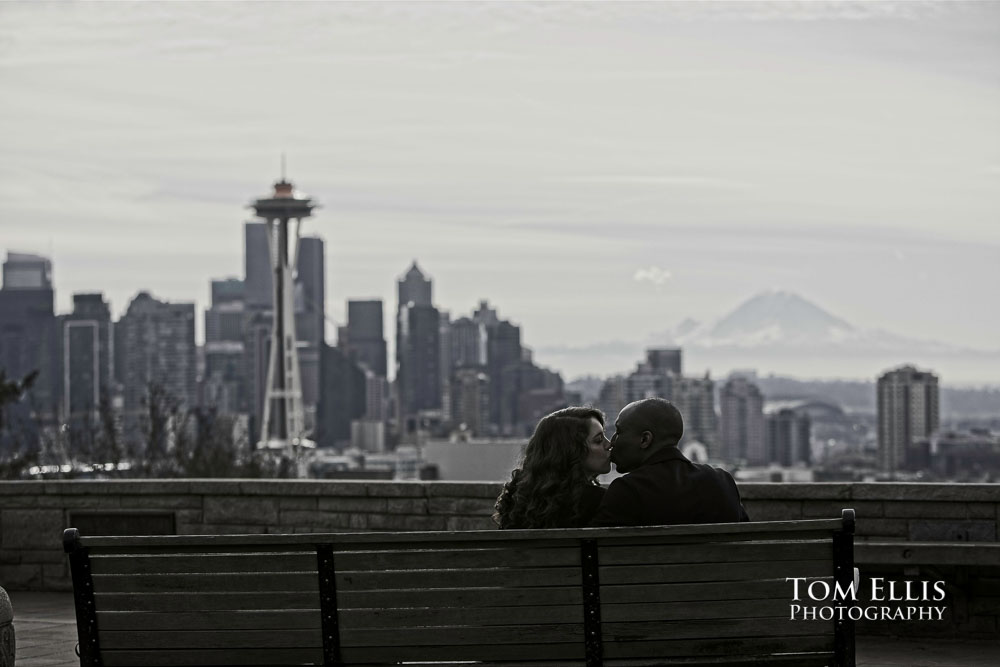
top-left (589, 446), bottom-right (750, 526)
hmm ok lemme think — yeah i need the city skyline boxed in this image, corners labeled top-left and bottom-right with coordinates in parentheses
top-left (2, 2), bottom-right (998, 383)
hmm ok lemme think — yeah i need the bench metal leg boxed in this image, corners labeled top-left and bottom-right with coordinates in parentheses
top-left (581, 539), bottom-right (603, 667)
top-left (64, 528), bottom-right (103, 667)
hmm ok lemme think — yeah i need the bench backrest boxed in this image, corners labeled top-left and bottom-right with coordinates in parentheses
top-left (64, 511), bottom-right (855, 667)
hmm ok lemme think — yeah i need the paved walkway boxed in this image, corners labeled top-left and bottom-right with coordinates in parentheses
top-left (8, 592), bottom-right (1000, 666)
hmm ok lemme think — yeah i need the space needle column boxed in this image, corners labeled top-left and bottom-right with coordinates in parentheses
top-left (249, 173), bottom-right (318, 463)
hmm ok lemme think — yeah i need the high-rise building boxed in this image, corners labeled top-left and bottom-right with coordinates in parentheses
top-left (397, 261), bottom-right (432, 308)
top-left (720, 376), bottom-right (765, 465)
top-left (672, 374), bottom-right (717, 455)
top-left (396, 302), bottom-right (443, 427)
top-left (317, 343), bottom-right (367, 448)
top-left (243, 222), bottom-right (272, 310)
top-left (0, 252), bottom-right (58, 422)
top-left (765, 407), bottom-right (811, 466)
top-left (877, 364), bottom-right (939, 475)
top-left (61, 293), bottom-right (113, 428)
top-left (486, 318), bottom-right (522, 434)
top-left (203, 279), bottom-right (246, 415)
top-left (646, 348), bottom-right (682, 375)
top-left (343, 300), bottom-right (387, 377)
top-left (295, 236), bottom-right (325, 348)
top-left (395, 263), bottom-right (441, 435)
top-left (451, 366), bottom-right (490, 436)
top-left (116, 291), bottom-right (197, 447)
top-left (598, 376), bottom-right (627, 433)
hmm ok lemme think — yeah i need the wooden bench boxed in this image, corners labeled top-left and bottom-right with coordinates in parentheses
top-left (64, 509), bottom-right (856, 667)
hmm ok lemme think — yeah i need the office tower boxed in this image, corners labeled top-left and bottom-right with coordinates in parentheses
top-left (397, 261), bottom-right (432, 308)
top-left (243, 310), bottom-right (273, 442)
top-left (0, 252), bottom-right (58, 421)
top-left (243, 222), bottom-right (272, 310)
top-left (396, 302), bottom-right (443, 429)
top-left (598, 376), bottom-right (627, 433)
top-left (203, 279), bottom-right (246, 415)
top-left (766, 408), bottom-right (811, 466)
top-left (449, 317), bottom-right (487, 369)
top-left (344, 300), bottom-right (387, 377)
top-left (395, 263), bottom-right (441, 434)
top-left (117, 291), bottom-right (197, 446)
top-left (317, 343), bottom-right (367, 448)
top-left (877, 364), bottom-right (939, 475)
top-left (61, 293), bottom-right (113, 428)
top-left (646, 348), bottom-right (682, 375)
top-left (720, 376), bottom-right (766, 465)
top-left (486, 319), bottom-right (522, 434)
top-left (625, 363), bottom-right (672, 404)
top-left (672, 374), bottom-right (717, 455)
top-left (451, 366), bottom-right (490, 436)
top-left (295, 236), bottom-right (325, 348)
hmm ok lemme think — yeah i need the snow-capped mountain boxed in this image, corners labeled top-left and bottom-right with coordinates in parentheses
top-left (662, 290), bottom-right (959, 353)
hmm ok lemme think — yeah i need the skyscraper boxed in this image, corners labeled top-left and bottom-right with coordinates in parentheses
top-left (395, 263), bottom-right (440, 434)
top-left (203, 278), bottom-right (246, 415)
top-left (672, 374), bottom-right (717, 455)
top-left (646, 348), bottom-right (682, 375)
top-left (117, 291), bottom-right (197, 447)
top-left (0, 252), bottom-right (58, 421)
top-left (295, 236), bottom-right (325, 349)
top-left (877, 364), bottom-right (939, 475)
top-left (61, 293), bottom-right (113, 428)
top-left (765, 407), bottom-right (811, 466)
top-left (720, 376), bottom-right (766, 465)
top-left (344, 300), bottom-right (387, 377)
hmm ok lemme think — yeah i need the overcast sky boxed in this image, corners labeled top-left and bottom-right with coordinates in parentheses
top-left (1, 1), bottom-right (997, 381)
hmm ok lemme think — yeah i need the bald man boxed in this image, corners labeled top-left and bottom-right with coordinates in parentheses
top-left (590, 397), bottom-right (749, 526)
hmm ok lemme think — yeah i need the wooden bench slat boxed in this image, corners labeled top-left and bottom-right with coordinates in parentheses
top-left (90, 552), bottom-right (316, 575)
top-left (599, 541), bottom-right (830, 565)
top-left (96, 591), bottom-right (319, 612)
top-left (97, 609), bottom-right (320, 631)
top-left (101, 647), bottom-right (320, 666)
top-left (101, 628), bottom-right (320, 650)
top-left (600, 579), bottom-right (823, 604)
top-left (338, 603), bottom-right (582, 629)
top-left (337, 566), bottom-right (582, 590)
top-left (602, 635), bottom-right (834, 660)
top-left (600, 559), bottom-right (832, 585)
top-left (93, 572), bottom-right (317, 593)
top-left (339, 623), bottom-right (585, 647)
top-left (602, 598), bottom-right (789, 622)
top-left (338, 585), bottom-right (583, 608)
top-left (597, 530), bottom-right (838, 547)
top-left (339, 641), bottom-right (585, 662)
top-left (602, 617), bottom-right (825, 642)
top-left (79, 518), bottom-right (843, 548)
top-left (336, 545), bottom-right (580, 570)
top-left (91, 545), bottom-right (582, 574)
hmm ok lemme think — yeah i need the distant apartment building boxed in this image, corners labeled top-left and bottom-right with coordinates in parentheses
top-left (116, 291), bottom-right (197, 447)
top-left (877, 364), bottom-right (939, 474)
top-left (720, 376), bottom-right (766, 465)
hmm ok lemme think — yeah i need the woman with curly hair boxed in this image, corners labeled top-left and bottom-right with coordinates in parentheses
top-left (493, 406), bottom-right (612, 529)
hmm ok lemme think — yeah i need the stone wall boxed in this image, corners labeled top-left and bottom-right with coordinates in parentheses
top-left (1, 480), bottom-right (997, 637)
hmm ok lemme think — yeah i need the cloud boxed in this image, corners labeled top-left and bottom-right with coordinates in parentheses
top-left (633, 266), bottom-right (672, 287)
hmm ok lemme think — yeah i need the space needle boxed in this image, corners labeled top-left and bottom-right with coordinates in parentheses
top-left (249, 161), bottom-right (319, 468)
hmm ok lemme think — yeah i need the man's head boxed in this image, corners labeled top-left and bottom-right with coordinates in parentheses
top-left (609, 398), bottom-right (684, 473)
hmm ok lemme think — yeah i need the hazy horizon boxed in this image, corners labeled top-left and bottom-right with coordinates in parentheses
top-left (2, 2), bottom-right (998, 385)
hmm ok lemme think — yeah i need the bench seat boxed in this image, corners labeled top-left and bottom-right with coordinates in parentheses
top-left (64, 511), bottom-right (855, 666)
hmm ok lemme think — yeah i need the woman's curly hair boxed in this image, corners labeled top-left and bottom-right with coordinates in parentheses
top-left (493, 406), bottom-right (605, 529)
